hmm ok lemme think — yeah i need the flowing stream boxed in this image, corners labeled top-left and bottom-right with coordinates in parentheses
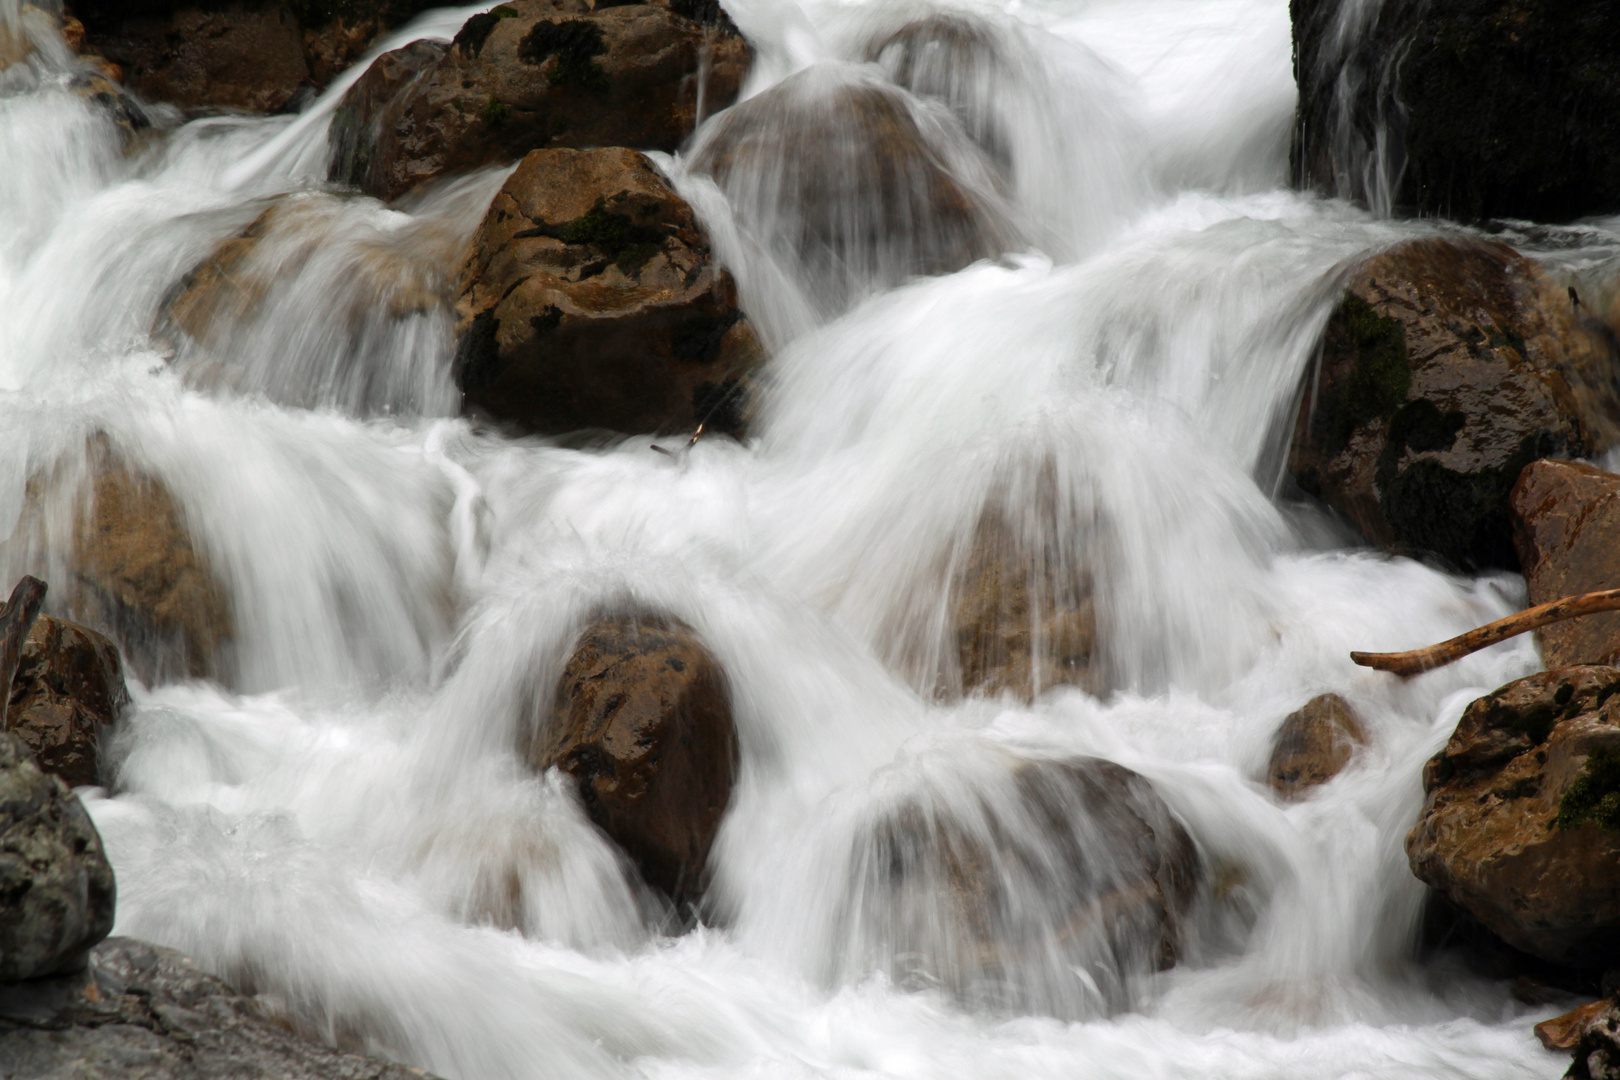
top-left (3, 0), bottom-right (1614, 1076)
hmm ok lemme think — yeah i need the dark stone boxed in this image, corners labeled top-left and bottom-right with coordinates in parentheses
top-left (1512, 459), bottom-right (1620, 668)
top-left (7, 617), bottom-right (130, 791)
top-left (0, 732), bottom-right (115, 982)
top-left (527, 613), bottom-right (737, 909)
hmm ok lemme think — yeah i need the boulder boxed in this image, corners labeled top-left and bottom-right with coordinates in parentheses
top-left (1407, 666), bottom-right (1620, 967)
top-left (0, 732), bottom-right (115, 982)
top-left (686, 66), bottom-right (1014, 318)
top-left (527, 612), bottom-right (736, 907)
top-left (67, 69), bottom-right (154, 149)
top-left (453, 146), bottom-right (762, 437)
top-left (1569, 999), bottom-right (1620, 1080)
top-left (1265, 692), bottom-right (1366, 800)
top-left (851, 755), bottom-right (1200, 1017)
top-left (1539, 997), bottom-right (1612, 1051)
top-left (327, 0), bottom-right (748, 202)
top-left (1291, 0), bottom-right (1620, 222)
top-left (0, 937), bottom-right (441, 1079)
top-left (72, 446), bottom-right (233, 683)
top-left (951, 508), bottom-right (1101, 701)
top-left (1512, 459), bottom-right (1620, 668)
top-left (1289, 237), bottom-right (1620, 570)
top-left (7, 617), bottom-right (129, 791)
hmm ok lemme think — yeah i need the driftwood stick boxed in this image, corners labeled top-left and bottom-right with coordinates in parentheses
top-left (0, 576), bottom-right (47, 729)
top-left (1351, 587), bottom-right (1620, 677)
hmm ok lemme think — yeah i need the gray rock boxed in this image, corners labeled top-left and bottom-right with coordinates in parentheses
top-left (0, 731), bottom-right (115, 981)
top-left (0, 937), bottom-right (438, 1079)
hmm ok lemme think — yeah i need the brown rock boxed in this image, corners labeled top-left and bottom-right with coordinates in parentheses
top-left (951, 506), bottom-right (1100, 701)
top-left (66, 69), bottom-right (153, 148)
top-left (1512, 459), bottom-right (1620, 668)
top-left (1289, 237), bottom-right (1620, 570)
top-left (528, 612), bottom-right (736, 906)
top-left (687, 68), bottom-right (1014, 318)
top-left (854, 755), bottom-right (1200, 1017)
top-left (1266, 692), bottom-right (1367, 799)
top-left (1539, 997), bottom-right (1612, 1050)
top-left (453, 146), bottom-right (763, 436)
top-left (1407, 666), bottom-right (1620, 966)
top-left (6, 617), bottom-right (129, 790)
top-left (1569, 999), bottom-right (1620, 1080)
top-left (328, 0), bottom-right (748, 202)
top-left (87, 4), bottom-right (310, 113)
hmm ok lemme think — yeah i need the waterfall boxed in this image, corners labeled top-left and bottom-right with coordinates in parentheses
top-left (0, 0), bottom-right (1590, 1077)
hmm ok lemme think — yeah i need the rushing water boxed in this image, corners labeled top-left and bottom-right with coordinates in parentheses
top-left (0, 0), bottom-right (1607, 1076)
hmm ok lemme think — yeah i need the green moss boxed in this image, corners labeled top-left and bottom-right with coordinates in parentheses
top-left (453, 5), bottom-right (519, 57)
top-left (1558, 747), bottom-right (1620, 831)
top-left (1317, 295), bottom-right (1410, 454)
top-left (519, 20), bottom-right (610, 92)
top-left (556, 201), bottom-right (664, 272)
top-left (480, 95), bottom-right (511, 129)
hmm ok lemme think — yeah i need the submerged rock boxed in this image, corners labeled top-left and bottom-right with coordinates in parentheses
top-left (1291, 0), bottom-right (1620, 222)
top-left (453, 146), bottom-right (762, 437)
top-left (1289, 237), bottom-right (1620, 570)
top-left (527, 612), bottom-right (736, 908)
top-left (1512, 459), bottom-right (1620, 668)
top-left (1265, 692), bottom-right (1366, 800)
top-left (0, 732), bottom-right (115, 982)
top-left (850, 755), bottom-right (1200, 1018)
top-left (1408, 666), bottom-right (1620, 967)
top-left (0, 937), bottom-right (440, 1079)
top-left (328, 0), bottom-right (748, 202)
top-left (7, 616), bottom-right (129, 790)
top-left (686, 66), bottom-right (1016, 318)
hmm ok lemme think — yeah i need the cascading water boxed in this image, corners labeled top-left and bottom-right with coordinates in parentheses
top-left (0, 0), bottom-right (1603, 1076)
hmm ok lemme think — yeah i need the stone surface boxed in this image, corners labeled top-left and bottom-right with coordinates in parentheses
top-left (687, 66), bottom-right (1013, 318)
top-left (0, 937), bottom-right (439, 1079)
top-left (1407, 666), bottom-right (1620, 967)
top-left (328, 0), bottom-right (748, 202)
top-left (1539, 997), bottom-right (1612, 1051)
top-left (1291, 0), bottom-right (1620, 222)
top-left (1512, 459), bottom-right (1620, 668)
top-left (453, 146), bottom-right (762, 437)
top-left (1289, 237), bottom-right (1620, 570)
top-left (855, 755), bottom-right (1200, 1017)
top-left (6, 616), bottom-right (129, 790)
top-left (1568, 999), bottom-right (1620, 1080)
top-left (1266, 692), bottom-right (1366, 800)
top-left (67, 69), bottom-right (154, 149)
top-left (528, 612), bottom-right (736, 906)
top-left (0, 732), bottom-right (115, 982)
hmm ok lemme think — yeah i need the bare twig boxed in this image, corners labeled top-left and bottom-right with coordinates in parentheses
top-left (0, 576), bottom-right (47, 729)
top-left (1351, 587), bottom-right (1620, 677)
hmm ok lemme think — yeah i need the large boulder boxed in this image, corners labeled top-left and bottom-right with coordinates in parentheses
top-left (1512, 459), bottom-right (1620, 668)
top-left (0, 732), bottom-right (115, 982)
top-left (1291, 0), bottom-right (1620, 222)
top-left (1265, 692), bottom-right (1367, 800)
top-left (685, 65), bottom-right (1016, 318)
top-left (846, 755), bottom-right (1200, 1018)
top-left (453, 146), bottom-right (762, 436)
top-left (1289, 237), bottom-right (1620, 570)
top-left (527, 612), bottom-right (736, 908)
top-left (0, 937), bottom-right (442, 1079)
top-left (6, 617), bottom-right (129, 791)
top-left (1407, 666), bottom-right (1620, 967)
top-left (327, 0), bottom-right (748, 202)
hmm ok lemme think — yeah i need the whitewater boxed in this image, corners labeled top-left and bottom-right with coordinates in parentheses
top-left (3, 0), bottom-right (1614, 1075)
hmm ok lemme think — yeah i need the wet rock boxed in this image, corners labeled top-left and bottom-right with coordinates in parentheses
top-left (951, 508), bottom-right (1101, 701)
top-left (71, 444), bottom-right (233, 683)
top-left (865, 13), bottom-right (1014, 171)
top-left (1539, 996), bottom-right (1612, 1051)
top-left (1265, 692), bottom-right (1366, 800)
top-left (1291, 0), bottom-right (1620, 222)
top-left (66, 69), bottom-right (153, 148)
top-left (527, 612), bottom-right (736, 907)
top-left (1512, 459), bottom-right (1620, 668)
top-left (6, 617), bottom-right (129, 791)
top-left (453, 146), bottom-right (762, 437)
top-left (1569, 999), bottom-right (1620, 1080)
top-left (0, 937), bottom-right (441, 1079)
top-left (687, 66), bottom-right (1014, 318)
top-left (1288, 237), bottom-right (1620, 570)
top-left (853, 755), bottom-right (1200, 1017)
top-left (0, 731), bottom-right (115, 982)
top-left (82, 3), bottom-right (310, 113)
top-left (1407, 666), bottom-right (1620, 967)
top-left (328, 0), bottom-right (748, 202)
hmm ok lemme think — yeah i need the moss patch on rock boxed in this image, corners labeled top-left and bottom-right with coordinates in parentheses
top-left (519, 19), bottom-right (610, 92)
top-left (1559, 747), bottom-right (1620, 831)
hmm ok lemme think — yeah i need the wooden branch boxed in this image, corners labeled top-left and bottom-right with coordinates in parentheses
top-left (1351, 587), bottom-right (1620, 677)
top-left (0, 576), bottom-right (47, 730)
